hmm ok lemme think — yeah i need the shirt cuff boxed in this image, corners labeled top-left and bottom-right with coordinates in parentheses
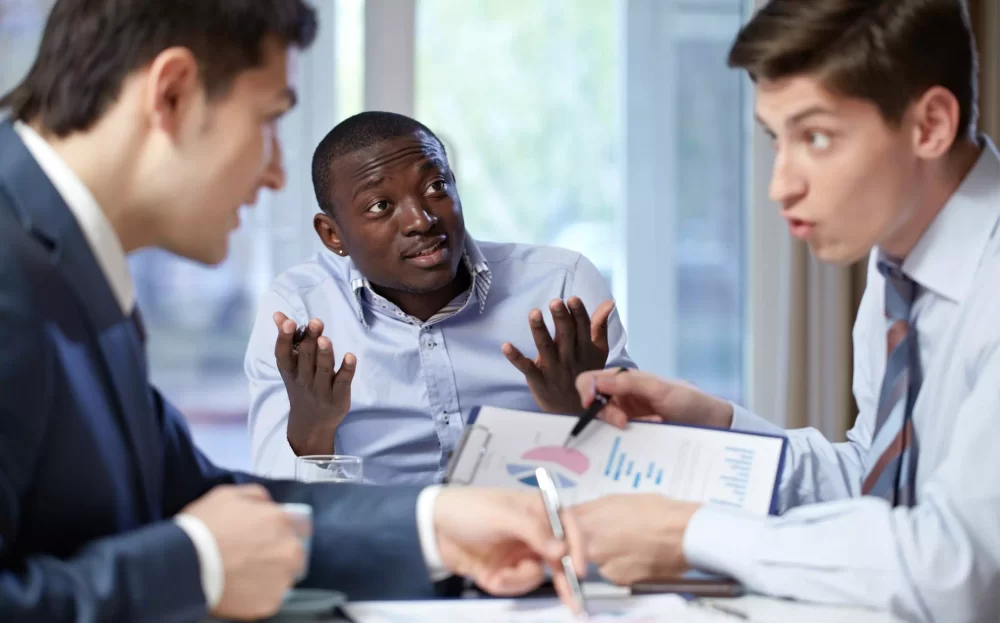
top-left (174, 514), bottom-right (225, 609)
top-left (683, 504), bottom-right (768, 583)
top-left (730, 402), bottom-right (786, 436)
top-left (416, 485), bottom-right (451, 581)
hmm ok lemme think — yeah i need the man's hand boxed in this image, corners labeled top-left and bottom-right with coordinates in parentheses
top-left (571, 494), bottom-right (699, 586)
top-left (575, 369), bottom-right (734, 429)
top-left (503, 297), bottom-right (616, 414)
top-left (273, 312), bottom-right (357, 456)
top-left (181, 485), bottom-right (305, 621)
top-left (434, 488), bottom-right (587, 616)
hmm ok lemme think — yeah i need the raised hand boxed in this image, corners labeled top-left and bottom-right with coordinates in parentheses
top-left (503, 297), bottom-right (616, 414)
top-left (273, 312), bottom-right (357, 456)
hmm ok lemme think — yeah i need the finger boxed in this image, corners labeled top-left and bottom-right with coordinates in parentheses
top-left (550, 568), bottom-right (584, 617)
top-left (502, 343), bottom-right (543, 382)
top-left (478, 554), bottom-right (546, 597)
top-left (295, 319), bottom-right (324, 387)
top-left (232, 483), bottom-right (273, 501)
top-left (332, 352), bottom-right (357, 397)
top-left (593, 369), bottom-right (666, 405)
top-left (575, 368), bottom-right (628, 408)
top-left (634, 415), bottom-right (665, 424)
top-left (274, 316), bottom-right (298, 373)
top-left (313, 336), bottom-right (335, 396)
top-left (575, 371), bottom-right (600, 408)
top-left (528, 309), bottom-right (559, 365)
top-left (566, 296), bottom-right (592, 358)
top-left (590, 299), bottom-right (616, 354)
top-left (559, 505), bottom-right (587, 577)
top-left (549, 299), bottom-right (575, 363)
top-left (273, 311), bottom-right (291, 329)
top-left (597, 403), bottom-right (630, 429)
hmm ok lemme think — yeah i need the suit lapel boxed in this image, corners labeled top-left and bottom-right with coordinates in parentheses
top-left (0, 122), bottom-right (162, 520)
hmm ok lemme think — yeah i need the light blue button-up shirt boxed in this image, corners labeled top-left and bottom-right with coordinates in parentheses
top-left (683, 139), bottom-right (1000, 623)
top-left (246, 237), bottom-right (633, 485)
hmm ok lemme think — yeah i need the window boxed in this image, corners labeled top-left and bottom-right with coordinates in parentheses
top-left (3, 0), bottom-right (749, 468)
top-left (416, 0), bottom-right (748, 401)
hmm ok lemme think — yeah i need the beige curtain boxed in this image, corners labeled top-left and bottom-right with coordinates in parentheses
top-left (779, 247), bottom-right (866, 440)
top-left (971, 0), bottom-right (1000, 142)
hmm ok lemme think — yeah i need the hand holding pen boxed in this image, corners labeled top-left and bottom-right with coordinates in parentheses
top-left (272, 312), bottom-right (357, 456)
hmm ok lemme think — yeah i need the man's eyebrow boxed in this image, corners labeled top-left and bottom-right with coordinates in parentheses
top-left (418, 159), bottom-right (445, 174)
top-left (352, 176), bottom-right (385, 200)
top-left (755, 105), bottom-right (837, 137)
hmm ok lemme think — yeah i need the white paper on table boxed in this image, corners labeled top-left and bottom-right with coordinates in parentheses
top-left (344, 594), bottom-right (738, 623)
top-left (448, 406), bottom-right (786, 515)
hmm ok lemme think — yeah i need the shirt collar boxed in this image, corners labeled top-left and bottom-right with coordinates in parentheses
top-left (895, 135), bottom-right (1000, 303)
top-left (12, 121), bottom-right (135, 314)
top-left (348, 235), bottom-right (493, 329)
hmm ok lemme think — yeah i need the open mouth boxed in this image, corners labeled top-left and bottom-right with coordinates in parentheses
top-left (409, 238), bottom-right (446, 258)
top-left (403, 237), bottom-right (450, 268)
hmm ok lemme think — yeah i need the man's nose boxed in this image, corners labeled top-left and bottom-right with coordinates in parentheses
top-left (399, 198), bottom-right (437, 235)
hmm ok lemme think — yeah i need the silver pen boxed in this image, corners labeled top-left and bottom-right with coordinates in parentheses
top-left (534, 467), bottom-right (588, 617)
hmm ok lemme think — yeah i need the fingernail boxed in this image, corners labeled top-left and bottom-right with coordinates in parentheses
top-left (282, 321), bottom-right (294, 334)
top-left (588, 378), bottom-right (597, 399)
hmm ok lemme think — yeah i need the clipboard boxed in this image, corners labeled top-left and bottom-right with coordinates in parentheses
top-left (445, 406), bottom-right (787, 516)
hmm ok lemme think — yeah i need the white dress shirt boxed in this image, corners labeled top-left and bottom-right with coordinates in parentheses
top-left (12, 121), bottom-right (450, 607)
top-left (684, 139), bottom-right (1000, 623)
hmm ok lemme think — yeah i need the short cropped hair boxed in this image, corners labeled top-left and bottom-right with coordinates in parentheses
top-left (0, 0), bottom-right (318, 137)
top-left (311, 111), bottom-right (444, 216)
top-left (728, 0), bottom-right (978, 137)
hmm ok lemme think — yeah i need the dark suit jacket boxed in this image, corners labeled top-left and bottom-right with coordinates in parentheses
top-left (0, 121), bottom-right (436, 622)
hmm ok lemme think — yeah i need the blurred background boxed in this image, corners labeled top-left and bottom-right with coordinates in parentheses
top-left (2, 0), bottom-right (752, 470)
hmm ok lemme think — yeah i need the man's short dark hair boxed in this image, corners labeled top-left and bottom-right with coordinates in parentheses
top-left (0, 0), bottom-right (318, 137)
top-left (311, 111), bottom-right (445, 216)
top-left (728, 0), bottom-right (978, 139)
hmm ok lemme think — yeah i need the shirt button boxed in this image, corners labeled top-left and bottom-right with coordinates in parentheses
top-left (427, 341), bottom-right (436, 349)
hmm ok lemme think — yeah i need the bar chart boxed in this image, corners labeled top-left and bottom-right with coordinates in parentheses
top-left (598, 434), bottom-right (760, 507)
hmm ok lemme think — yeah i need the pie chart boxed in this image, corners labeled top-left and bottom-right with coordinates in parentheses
top-left (506, 446), bottom-right (591, 488)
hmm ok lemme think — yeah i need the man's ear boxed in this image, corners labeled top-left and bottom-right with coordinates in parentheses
top-left (910, 86), bottom-right (962, 160)
top-left (143, 47), bottom-right (202, 139)
top-left (314, 212), bottom-right (348, 256)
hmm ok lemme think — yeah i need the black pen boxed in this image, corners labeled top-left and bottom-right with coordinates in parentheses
top-left (291, 325), bottom-right (308, 352)
top-left (563, 366), bottom-right (629, 447)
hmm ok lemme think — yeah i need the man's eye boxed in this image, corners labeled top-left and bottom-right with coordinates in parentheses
top-left (366, 200), bottom-right (390, 214)
top-left (426, 180), bottom-right (447, 194)
top-left (808, 131), bottom-right (832, 151)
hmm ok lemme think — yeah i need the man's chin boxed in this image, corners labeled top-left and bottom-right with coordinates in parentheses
top-left (810, 240), bottom-right (870, 266)
top-left (166, 239), bottom-right (230, 266)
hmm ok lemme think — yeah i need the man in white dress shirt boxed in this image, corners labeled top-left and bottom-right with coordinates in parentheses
top-left (569, 1), bottom-right (1000, 621)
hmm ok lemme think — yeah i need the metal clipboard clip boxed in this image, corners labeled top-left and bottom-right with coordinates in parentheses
top-left (443, 424), bottom-right (493, 485)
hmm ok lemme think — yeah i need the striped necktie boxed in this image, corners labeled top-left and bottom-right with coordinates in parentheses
top-left (861, 257), bottom-right (921, 507)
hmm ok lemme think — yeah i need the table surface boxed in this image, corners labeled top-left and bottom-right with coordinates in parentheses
top-left (207, 592), bottom-right (900, 622)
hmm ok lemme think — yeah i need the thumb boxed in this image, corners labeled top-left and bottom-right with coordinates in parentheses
top-left (590, 299), bottom-right (615, 351)
top-left (272, 311), bottom-right (290, 329)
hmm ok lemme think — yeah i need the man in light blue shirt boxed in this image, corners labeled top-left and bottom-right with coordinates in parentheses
top-left (570, 1), bottom-right (1000, 621)
top-left (246, 111), bottom-right (632, 485)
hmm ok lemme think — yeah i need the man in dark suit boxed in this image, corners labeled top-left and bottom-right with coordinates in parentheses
top-left (0, 2), bottom-right (585, 621)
